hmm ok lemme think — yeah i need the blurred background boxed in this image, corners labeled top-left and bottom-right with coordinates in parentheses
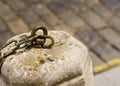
top-left (0, 0), bottom-right (120, 86)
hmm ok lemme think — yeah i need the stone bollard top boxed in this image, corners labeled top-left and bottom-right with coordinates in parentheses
top-left (0, 28), bottom-right (91, 86)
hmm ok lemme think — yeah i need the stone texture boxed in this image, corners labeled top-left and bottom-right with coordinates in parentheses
top-left (113, 42), bottom-right (120, 51)
top-left (0, 31), bottom-right (14, 45)
top-left (69, 2), bottom-right (88, 13)
top-left (47, 1), bottom-right (67, 14)
top-left (4, 0), bottom-right (42, 28)
top-left (58, 11), bottom-right (86, 28)
top-left (0, 1), bottom-right (17, 21)
top-left (1, 30), bottom-right (93, 86)
top-left (93, 4), bottom-right (113, 19)
top-left (0, 19), bottom-right (8, 32)
top-left (80, 11), bottom-right (107, 29)
top-left (76, 29), bottom-right (102, 48)
top-left (7, 18), bottom-right (29, 34)
top-left (48, 1), bottom-right (86, 28)
top-left (24, 0), bottom-right (39, 5)
top-left (32, 4), bottom-right (50, 16)
top-left (85, 0), bottom-right (99, 7)
top-left (0, 0), bottom-right (120, 77)
top-left (89, 52), bottom-right (105, 67)
top-left (99, 28), bottom-right (120, 44)
top-left (108, 17), bottom-right (120, 32)
top-left (4, 0), bottom-right (27, 11)
top-left (62, 0), bottom-right (88, 12)
top-left (47, 1), bottom-right (86, 28)
top-left (100, 0), bottom-right (120, 11)
top-left (53, 24), bottom-right (75, 35)
top-left (18, 8), bottom-right (40, 26)
top-left (93, 42), bottom-right (120, 61)
top-left (32, 4), bottom-right (61, 27)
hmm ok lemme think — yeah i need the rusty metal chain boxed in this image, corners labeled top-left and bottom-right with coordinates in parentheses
top-left (0, 26), bottom-right (54, 73)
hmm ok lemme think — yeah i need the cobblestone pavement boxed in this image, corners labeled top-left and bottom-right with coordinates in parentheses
top-left (0, 0), bottom-right (120, 75)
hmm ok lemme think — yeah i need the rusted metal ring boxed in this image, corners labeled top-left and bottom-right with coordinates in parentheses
top-left (30, 26), bottom-right (48, 37)
top-left (31, 35), bottom-right (54, 48)
top-left (31, 35), bottom-right (45, 47)
top-left (41, 35), bottom-right (54, 48)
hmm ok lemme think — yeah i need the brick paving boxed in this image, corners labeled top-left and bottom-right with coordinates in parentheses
top-left (0, 0), bottom-right (119, 79)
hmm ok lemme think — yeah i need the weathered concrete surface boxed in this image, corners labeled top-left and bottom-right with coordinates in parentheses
top-left (0, 30), bottom-right (93, 86)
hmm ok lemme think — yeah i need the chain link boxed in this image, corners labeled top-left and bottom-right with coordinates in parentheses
top-left (0, 26), bottom-right (54, 73)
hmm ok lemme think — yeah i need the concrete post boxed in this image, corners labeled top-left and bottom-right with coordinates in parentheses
top-left (0, 29), bottom-right (94, 86)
